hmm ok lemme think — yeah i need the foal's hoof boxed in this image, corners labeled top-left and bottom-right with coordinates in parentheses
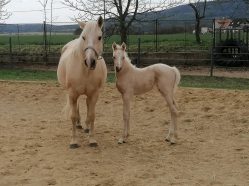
top-left (76, 125), bottom-right (83, 129)
top-left (69, 143), bottom-right (80, 149)
top-left (89, 139), bottom-right (98, 147)
top-left (118, 138), bottom-right (126, 144)
top-left (165, 138), bottom-right (176, 145)
top-left (84, 129), bottom-right (90, 133)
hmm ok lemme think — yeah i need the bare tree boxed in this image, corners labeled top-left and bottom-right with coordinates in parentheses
top-left (0, 0), bottom-right (11, 21)
top-left (38, 0), bottom-right (49, 22)
top-left (63, 0), bottom-right (184, 43)
top-left (188, 0), bottom-right (207, 44)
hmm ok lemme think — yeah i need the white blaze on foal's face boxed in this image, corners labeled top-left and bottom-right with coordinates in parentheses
top-left (77, 16), bottom-right (103, 70)
top-left (112, 42), bottom-right (126, 72)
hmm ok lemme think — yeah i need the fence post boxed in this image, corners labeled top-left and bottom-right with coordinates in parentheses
top-left (210, 19), bottom-right (215, 77)
top-left (43, 21), bottom-right (48, 64)
top-left (17, 24), bottom-right (20, 52)
top-left (155, 19), bottom-right (158, 52)
top-left (9, 36), bottom-right (13, 66)
top-left (9, 36), bottom-right (12, 55)
top-left (137, 37), bottom-right (141, 67)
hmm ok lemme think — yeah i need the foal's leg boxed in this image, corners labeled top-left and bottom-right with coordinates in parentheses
top-left (69, 93), bottom-right (80, 148)
top-left (164, 92), bottom-right (178, 144)
top-left (158, 86), bottom-right (178, 144)
top-left (118, 93), bottom-right (131, 144)
top-left (85, 92), bottom-right (99, 147)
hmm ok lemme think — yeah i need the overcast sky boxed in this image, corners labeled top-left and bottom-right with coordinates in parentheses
top-left (5, 0), bottom-right (188, 24)
top-left (5, 0), bottom-right (78, 24)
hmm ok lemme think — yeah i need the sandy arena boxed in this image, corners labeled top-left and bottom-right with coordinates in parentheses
top-left (0, 81), bottom-right (248, 186)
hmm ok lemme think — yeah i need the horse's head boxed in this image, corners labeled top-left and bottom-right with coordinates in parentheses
top-left (112, 42), bottom-right (127, 73)
top-left (77, 16), bottom-right (103, 70)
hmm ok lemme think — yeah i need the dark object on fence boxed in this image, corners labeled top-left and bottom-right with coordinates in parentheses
top-left (212, 21), bottom-right (249, 67)
top-left (214, 40), bottom-right (248, 66)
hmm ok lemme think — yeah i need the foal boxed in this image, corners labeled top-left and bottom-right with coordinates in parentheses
top-left (112, 42), bottom-right (181, 144)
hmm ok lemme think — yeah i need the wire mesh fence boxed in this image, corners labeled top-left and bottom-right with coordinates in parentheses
top-left (0, 18), bottom-right (248, 71)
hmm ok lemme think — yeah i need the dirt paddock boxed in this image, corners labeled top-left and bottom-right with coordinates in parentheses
top-left (0, 81), bottom-right (248, 186)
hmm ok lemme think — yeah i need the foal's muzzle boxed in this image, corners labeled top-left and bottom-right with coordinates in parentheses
top-left (116, 66), bottom-right (121, 72)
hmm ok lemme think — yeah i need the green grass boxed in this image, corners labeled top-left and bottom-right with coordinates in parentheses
top-left (0, 33), bottom-right (213, 54)
top-left (0, 69), bottom-right (248, 90)
top-left (0, 69), bottom-right (57, 81)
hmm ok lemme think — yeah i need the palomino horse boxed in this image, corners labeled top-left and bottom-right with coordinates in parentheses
top-left (57, 16), bottom-right (107, 148)
top-left (112, 42), bottom-right (181, 144)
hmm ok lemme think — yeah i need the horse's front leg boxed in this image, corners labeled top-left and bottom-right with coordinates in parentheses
top-left (69, 94), bottom-right (80, 148)
top-left (118, 93), bottom-right (131, 144)
top-left (85, 92), bottom-right (99, 147)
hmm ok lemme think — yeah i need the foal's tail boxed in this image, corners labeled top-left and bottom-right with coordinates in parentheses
top-left (172, 67), bottom-right (181, 94)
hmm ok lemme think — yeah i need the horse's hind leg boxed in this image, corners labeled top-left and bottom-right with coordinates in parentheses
top-left (69, 93), bottom-right (80, 148)
top-left (85, 92), bottom-right (99, 147)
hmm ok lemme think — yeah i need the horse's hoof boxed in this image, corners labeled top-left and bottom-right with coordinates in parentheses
top-left (170, 141), bottom-right (176, 145)
top-left (89, 142), bottom-right (98, 147)
top-left (76, 125), bottom-right (82, 129)
top-left (84, 129), bottom-right (89, 133)
top-left (69, 144), bottom-right (80, 149)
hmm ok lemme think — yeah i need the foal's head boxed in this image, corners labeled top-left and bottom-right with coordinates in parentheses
top-left (112, 42), bottom-right (127, 72)
top-left (77, 16), bottom-right (103, 70)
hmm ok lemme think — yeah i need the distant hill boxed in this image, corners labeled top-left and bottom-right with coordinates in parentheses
top-left (0, 0), bottom-right (248, 34)
top-left (148, 0), bottom-right (249, 20)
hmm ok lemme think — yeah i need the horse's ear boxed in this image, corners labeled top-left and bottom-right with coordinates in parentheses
top-left (76, 19), bottom-right (86, 30)
top-left (97, 16), bottom-right (104, 29)
top-left (121, 42), bottom-right (126, 51)
top-left (112, 42), bottom-right (117, 51)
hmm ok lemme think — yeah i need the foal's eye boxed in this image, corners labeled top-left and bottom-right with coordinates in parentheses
top-left (122, 57), bottom-right (125, 60)
top-left (98, 36), bottom-right (102, 40)
top-left (82, 36), bottom-right (85, 40)
top-left (113, 56), bottom-right (115, 59)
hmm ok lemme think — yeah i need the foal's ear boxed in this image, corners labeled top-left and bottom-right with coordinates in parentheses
top-left (121, 42), bottom-right (126, 51)
top-left (97, 16), bottom-right (104, 29)
top-left (112, 42), bottom-right (117, 51)
top-left (76, 19), bottom-right (86, 30)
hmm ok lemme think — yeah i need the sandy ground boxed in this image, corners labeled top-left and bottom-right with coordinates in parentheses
top-left (0, 81), bottom-right (249, 186)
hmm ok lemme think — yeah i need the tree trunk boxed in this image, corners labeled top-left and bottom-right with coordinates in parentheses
top-left (119, 22), bottom-right (127, 44)
top-left (195, 18), bottom-right (201, 44)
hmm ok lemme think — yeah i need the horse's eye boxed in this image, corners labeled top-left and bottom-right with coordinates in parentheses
top-left (113, 56), bottom-right (115, 59)
top-left (82, 36), bottom-right (85, 40)
top-left (98, 36), bottom-right (102, 41)
top-left (122, 57), bottom-right (124, 60)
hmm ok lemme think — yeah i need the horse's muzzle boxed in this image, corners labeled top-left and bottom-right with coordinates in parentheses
top-left (90, 59), bottom-right (96, 70)
top-left (84, 59), bottom-right (96, 70)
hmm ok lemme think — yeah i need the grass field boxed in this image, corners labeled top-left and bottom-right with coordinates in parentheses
top-left (0, 33), bottom-right (213, 53)
top-left (0, 69), bottom-right (249, 90)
